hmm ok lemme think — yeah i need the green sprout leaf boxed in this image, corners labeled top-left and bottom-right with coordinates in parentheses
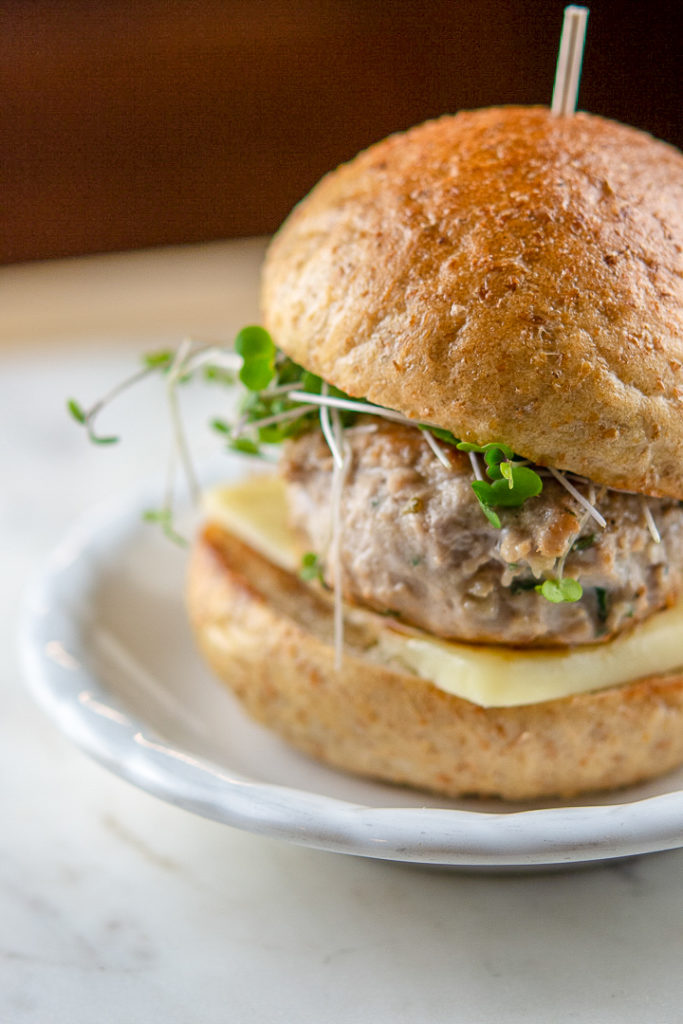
top-left (300, 370), bottom-right (324, 394)
top-left (143, 508), bottom-right (188, 547)
top-left (235, 325), bottom-right (276, 360)
top-left (203, 364), bottom-right (236, 386)
top-left (300, 551), bottom-right (324, 583)
top-left (458, 441), bottom-right (520, 482)
top-left (142, 349), bottom-right (174, 371)
top-left (471, 465), bottom-right (542, 509)
top-left (431, 437), bottom-right (542, 527)
top-left (472, 493), bottom-right (502, 529)
top-left (228, 438), bottom-right (262, 456)
top-left (239, 359), bottom-right (274, 391)
top-left (504, 463), bottom-right (542, 500)
top-left (67, 398), bottom-right (86, 424)
top-left (90, 432), bottom-right (119, 446)
top-left (211, 418), bottom-right (262, 454)
top-left (235, 325), bottom-right (277, 392)
top-left (67, 396), bottom-right (119, 444)
top-left (499, 461), bottom-right (514, 487)
top-left (258, 424), bottom-right (292, 443)
top-left (229, 350), bottom-right (358, 450)
top-left (457, 440), bottom-right (515, 459)
top-left (535, 578), bottom-right (583, 603)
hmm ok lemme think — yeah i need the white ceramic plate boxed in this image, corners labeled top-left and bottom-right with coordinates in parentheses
top-left (20, 469), bottom-right (683, 868)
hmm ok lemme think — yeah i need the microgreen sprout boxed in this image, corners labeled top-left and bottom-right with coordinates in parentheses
top-left (211, 418), bottom-right (262, 455)
top-left (68, 339), bottom-right (243, 541)
top-left (642, 498), bottom-right (661, 544)
top-left (203, 364), bottom-right (236, 386)
top-left (300, 551), bottom-right (324, 583)
top-left (547, 466), bottom-right (607, 528)
top-left (235, 325), bottom-right (277, 391)
top-left (457, 440), bottom-right (515, 460)
top-left (535, 578), bottom-right (583, 603)
top-left (66, 344), bottom-right (221, 447)
top-left (471, 466), bottom-right (543, 508)
top-left (66, 396), bottom-right (119, 445)
top-left (451, 441), bottom-right (543, 526)
top-left (329, 406), bottom-right (351, 670)
top-left (228, 438), bottom-right (264, 457)
top-left (499, 461), bottom-right (515, 488)
top-left (68, 327), bottom-right (606, 613)
top-left (210, 418), bottom-right (230, 435)
top-left (286, 390), bottom-right (411, 427)
top-left (165, 338), bottom-right (201, 500)
top-left (142, 350), bottom-right (174, 370)
top-left (477, 503), bottom-right (502, 529)
top-left (142, 508), bottom-right (188, 547)
top-left (67, 398), bottom-right (86, 425)
top-left (419, 427), bottom-right (453, 469)
top-left (419, 425), bottom-right (460, 446)
top-left (320, 383), bottom-right (345, 469)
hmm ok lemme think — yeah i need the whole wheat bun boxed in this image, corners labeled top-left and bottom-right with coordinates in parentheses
top-left (187, 524), bottom-right (683, 801)
top-left (262, 106), bottom-right (683, 499)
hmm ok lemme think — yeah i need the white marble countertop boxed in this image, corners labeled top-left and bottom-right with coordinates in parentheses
top-left (3, 240), bottom-right (683, 1024)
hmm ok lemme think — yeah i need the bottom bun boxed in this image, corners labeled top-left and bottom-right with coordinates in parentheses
top-left (187, 523), bottom-right (683, 801)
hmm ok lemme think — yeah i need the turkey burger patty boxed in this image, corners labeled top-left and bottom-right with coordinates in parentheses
top-left (283, 419), bottom-right (683, 647)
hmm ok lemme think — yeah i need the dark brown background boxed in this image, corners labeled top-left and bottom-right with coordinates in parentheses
top-left (1, 0), bottom-right (680, 263)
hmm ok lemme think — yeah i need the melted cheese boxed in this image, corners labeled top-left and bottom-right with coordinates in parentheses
top-left (203, 476), bottom-right (683, 708)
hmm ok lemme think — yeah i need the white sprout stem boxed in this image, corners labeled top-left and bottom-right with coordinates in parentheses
top-left (642, 498), bottom-right (662, 544)
top-left (551, 6), bottom-right (589, 116)
top-left (183, 346), bottom-right (243, 373)
top-left (167, 338), bottom-right (200, 501)
top-left (345, 423), bottom-right (379, 434)
top-left (231, 403), bottom-right (317, 439)
top-left (329, 408), bottom-right (350, 670)
top-left (286, 390), bottom-right (417, 426)
top-left (84, 341), bottom-right (238, 439)
top-left (419, 427), bottom-right (452, 469)
top-left (229, 407), bottom-right (253, 440)
top-left (163, 437), bottom-right (178, 512)
top-left (85, 365), bottom-right (152, 424)
top-left (548, 466), bottom-right (607, 528)
top-left (319, 383), bottom-right (345, 469)
top-left (259, 380), bottom-right (305, 397)
top-left (468, 451), bottom-right (484, 481)
top-left (556, 484), bottom-right (595, 580)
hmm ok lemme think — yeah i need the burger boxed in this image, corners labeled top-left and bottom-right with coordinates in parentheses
top-left (187, 106), bottom-right (683, 800)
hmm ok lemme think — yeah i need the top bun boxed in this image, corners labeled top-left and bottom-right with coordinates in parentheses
top-left (262, 107), bottom-right (683, 499)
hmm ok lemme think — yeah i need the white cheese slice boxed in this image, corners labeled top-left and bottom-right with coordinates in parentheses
top-left (203, 474), bottom-right (301, 573)
top-left (203, 476), bottom-right (683, 708)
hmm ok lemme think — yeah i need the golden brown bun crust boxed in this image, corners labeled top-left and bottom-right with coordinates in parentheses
top-left (262, 106), bottom-right (683, 498)
top-left (187, 523), bottom-right (683, 800)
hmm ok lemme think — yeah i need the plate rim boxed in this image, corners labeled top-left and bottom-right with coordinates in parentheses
top-left (19, 480), bottom-right (683, 867)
